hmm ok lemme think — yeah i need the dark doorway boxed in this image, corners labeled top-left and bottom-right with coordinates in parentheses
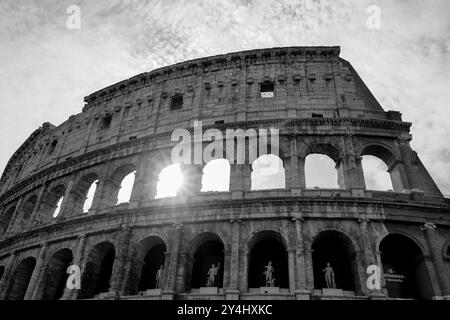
top-left (5, 257), bottom-right (36, 300)
top-left (42, 249), bottom-right (73, 300)
top-left (312, 231), bottom-right (357, 291)
top-left (248, 237), bottom-right (288, 288)
top-left (138, 244), bottom-right (166, 291)
top-left (79, 242), bottom-right (115, 299)
top-left (380, 234), bottom-right (433, 299)
top-left (190, 240), bottom-right (224, 289)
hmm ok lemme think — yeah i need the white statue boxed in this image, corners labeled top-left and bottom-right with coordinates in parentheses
top-left (155, 265), bottom-right (164, 289)
top-left (206, 262), bottom-right (220, 287)
top-left (322, 262), bottom-right (336, 289)
top-left (264, 261), bottom-right (275, 287)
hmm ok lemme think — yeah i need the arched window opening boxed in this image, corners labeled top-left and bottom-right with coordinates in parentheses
top-left (305, 154), bottom-right (339, 189)
top-left (83, 180), bottom-right (98, 212)
top-left (155, 164), bottom-right (183, 199)
top-left (0, 266), bottom-right (5, 282)
top-left (41, 249), bottom-right (73, 300)
top-left (53, 197), bottom-right (64, 218)
top-left (362, 155), bottom-right (393, 191)
top-left (48, 140), bottom-right (58, 155)
top-left (251, 155), bottom-right (285, 190)
top-left (380, 234), bottom-right (433, 299)
top-left (39, 185), bottom-right (66, 222)
top-left (361, 145), bottom-right (404, 192)
top-left (201, 159), bottom-right (230, 192)
top-left (20, 196), bottom-right (37, 226)
top-left (5, 257), bottom-right (36, 300)
top-left (79, 242), bottom-right (115, 299)
top-left (170, 94), bottom-right (183, 110)
top-left (248, 231), bottom-right (289, 290)
top-left (0, 206), bottom-right (16, 234)
top-left (116, 171), bottom-right (136, 204)
top-left (312, 231), bottom-right (358, 292)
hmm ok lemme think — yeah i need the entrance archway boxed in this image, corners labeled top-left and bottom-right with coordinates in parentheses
top-left (41, 249), bottom-right (73, 300)
top-left (248, 231), bottom-right (289, 289)
top-left (79, 242), bottom-right (115, 299)
top-left (5, 257), bottom-right (36, 300)
top-left (186, 233), bottom-right (225, 291)
top-left (312, 230), bottom-right (358, 291)
top-left (380, 233), bottom-right (434, 299)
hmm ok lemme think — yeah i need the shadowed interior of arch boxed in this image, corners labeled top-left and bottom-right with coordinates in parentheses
top-left (380, 233), bottom-right (434, 300)
top-left (5, 257), bottom-right (36, 300)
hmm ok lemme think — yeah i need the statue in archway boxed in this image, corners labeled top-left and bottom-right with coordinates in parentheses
top-left (155, 265), bottom-right (164, 289)
top-left (322, 262), bottom-right (336, 289)
top-left (264, 261), bottom-right (275, 287)
top-left (206, 262), bottom-right (220, 287)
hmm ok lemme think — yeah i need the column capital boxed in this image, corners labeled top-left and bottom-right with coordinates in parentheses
top-left (230, 218), bottom-right (242, 224)
top-left (77, 233), bottom-right (87, 240)
top-left (421, 222), bottom-right (436, 231)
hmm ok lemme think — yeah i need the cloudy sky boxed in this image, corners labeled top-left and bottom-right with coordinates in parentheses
top-left (0, 0), bottom-right (449, 195)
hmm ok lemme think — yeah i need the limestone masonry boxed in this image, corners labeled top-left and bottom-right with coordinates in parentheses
top-left (0, 46), bottom-right (449, 300)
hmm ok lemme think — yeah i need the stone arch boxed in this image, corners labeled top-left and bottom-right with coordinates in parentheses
top-left (102, 164), bottom-right (136, 206)
top-left (0, 205), bottom-right (16, 234)
top-left (4, 257), bottom-right (36, 300)
top-left (39, 184), bottom-right (66, 221)
top-left (311, 230), bottom-right (360, 292)
top-left (65, 173), bottom-right (99, 215)
top-left (79, 241), bottom-right (115, 299)
top-left (201, 159), bottom-right (230, 192)
top-left (155, 163), bottom-right (183, 199)
top-left (250, 154), bottom-right (285, 190)
top-left (0, 265), bottom-right (4, 282)
top-left (303, 143), bottom-right (343, 189)
top-left (185, 232), bottom-right (225, 291)
top-left (359, 143), bottom-right (404, 192)
top-left (375, 229), bottom-right (428, 257)
top-left (39, 248), bottom-right (73, 300)
top-left (379, 233), bottom-right (434, 299)
top-left (18, 195), bottom-right (37, 228)
top-left (442, 239), bottom-right (450, 260)
top-left (247, 230), bottom-right (289, 289)
top-left (127, 235), bottom-right (167, 295)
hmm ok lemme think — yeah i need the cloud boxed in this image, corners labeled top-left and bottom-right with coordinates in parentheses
top-left (0, 0), bottom-right (449, 195)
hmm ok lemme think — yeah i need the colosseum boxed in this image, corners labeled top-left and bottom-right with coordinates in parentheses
top-left (0, 46), bottom-right (449, 301)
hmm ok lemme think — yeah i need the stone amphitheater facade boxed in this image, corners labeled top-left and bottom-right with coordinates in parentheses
top-left (0, 46), bottom-right (449, 300)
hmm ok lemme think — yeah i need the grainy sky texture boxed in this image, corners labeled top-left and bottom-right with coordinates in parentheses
top-left (0, 0), bottom-right (449, 194)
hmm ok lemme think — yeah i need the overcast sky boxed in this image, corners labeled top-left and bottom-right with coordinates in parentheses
top-left (0, 0), bottom-right (449, 195)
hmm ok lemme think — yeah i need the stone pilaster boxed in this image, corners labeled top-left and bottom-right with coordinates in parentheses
top-left (288, 247), bottom-right (296, 293)
top-left (226, 219), bottom-right (241, 299)
top-left (421, 222), bottom-right (450, 298)
top-left (57, 177), bottom-right (76, 219)
top-left (162, 223), bottom-right (183, 299)
top-left (5, 197), bottom-right (24, 236)
top-left (28, 181), bottom-right (47, 227)
top-left (0, 252), bottom-right (16, 299)
top-left (110, 225), bottom-right (133, 297)
top-left (62, 234), bottom-right (86, 300)
top-left (24, 243), bottom-right (47, 300)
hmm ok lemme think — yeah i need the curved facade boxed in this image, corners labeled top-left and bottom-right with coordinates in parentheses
top-left (0, 46), bottom-right (449, 300)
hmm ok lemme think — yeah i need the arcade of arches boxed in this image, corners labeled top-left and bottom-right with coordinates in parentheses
top-left (0, 225), bottom-right (448, 300)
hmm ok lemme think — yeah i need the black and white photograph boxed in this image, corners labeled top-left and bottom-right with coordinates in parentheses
top-left (0, 0), bottom-right (449, 317)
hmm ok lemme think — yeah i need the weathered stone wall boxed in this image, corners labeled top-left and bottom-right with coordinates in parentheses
top-left (0, 46), bottom-right (449, 300)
